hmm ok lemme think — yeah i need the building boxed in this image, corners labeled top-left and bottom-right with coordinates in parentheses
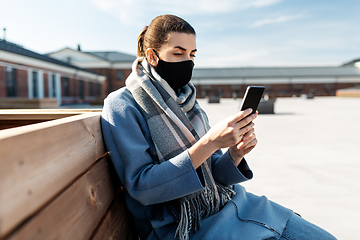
top-left (49, 47), bottom-right (136, 95)
top-left (342, 58), bottom-right (360, 68)
top-left (49, 46), bottom-right (360, 100)
top-left (0, 40), bottom-right (106, 106)
top-left (192, 65), bottom-right (360, 99)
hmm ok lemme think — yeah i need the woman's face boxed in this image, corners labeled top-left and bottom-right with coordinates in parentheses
top-left (147, 31), bottom-right (197, 67)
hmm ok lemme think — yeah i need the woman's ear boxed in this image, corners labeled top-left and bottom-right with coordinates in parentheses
top-left (145, 48), bottom-right (158, 67)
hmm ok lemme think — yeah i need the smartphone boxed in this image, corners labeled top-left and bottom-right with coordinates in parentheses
top-left (239, 86), bottom-right (265, 116)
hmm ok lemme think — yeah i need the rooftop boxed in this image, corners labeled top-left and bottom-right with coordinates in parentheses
top-left (86, 51), bottom-right (136, 63)
top-left (342, 58), bottom-right (360, 67)
top-left (0, 39), bottom-right (101, 75)
top-left (193, 66), bottom-right (360, 79)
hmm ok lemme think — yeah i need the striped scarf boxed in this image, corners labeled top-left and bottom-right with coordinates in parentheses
top-left (126, 58), bottom-right (235, 240)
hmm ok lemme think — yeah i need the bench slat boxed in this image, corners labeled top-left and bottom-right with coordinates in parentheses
top-left (5, 157), bottom-right (118, 240)
top-left (90, 189), bottom-right (139, 240)
top-left (0, 113), bottom-right (105, 237)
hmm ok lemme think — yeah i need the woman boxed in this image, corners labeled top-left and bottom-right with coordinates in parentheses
top-left (101, 14), bottom-right (336, 240)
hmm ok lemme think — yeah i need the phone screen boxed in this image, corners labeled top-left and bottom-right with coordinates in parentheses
top-left (240, 86), bottom-right (265, 116)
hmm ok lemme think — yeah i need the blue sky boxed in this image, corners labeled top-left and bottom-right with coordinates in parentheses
top-left (1, 0), bottom-right (359, 67)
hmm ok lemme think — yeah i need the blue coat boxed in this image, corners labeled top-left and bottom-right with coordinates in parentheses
top-left (101, 87), bottom-right (293, 240)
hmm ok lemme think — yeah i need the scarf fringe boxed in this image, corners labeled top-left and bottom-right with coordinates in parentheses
top-left (175, 185), bottom-right (236, 240)
top-left (216, 183), bottom-right (237, 207)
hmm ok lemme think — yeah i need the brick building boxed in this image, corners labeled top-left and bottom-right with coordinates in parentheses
top-left (192, 64), bottom-right (360, 99)
top-left (49, 46), bottom-right (360, 100)
top-left (0, 40), bottom-right (105, 106)
top-left (49, 48), bottom-right (136, 95)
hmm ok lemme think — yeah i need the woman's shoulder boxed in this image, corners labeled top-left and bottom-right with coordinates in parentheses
top-left (104, 87), bottom-right (137, 110)
top-left (103, 87), bottom-right (145, 122)
top-left (105, 87), bottom-right (130, 102)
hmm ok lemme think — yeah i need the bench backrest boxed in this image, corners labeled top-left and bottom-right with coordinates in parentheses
top-left (0, 110), bottom-right (138, 240)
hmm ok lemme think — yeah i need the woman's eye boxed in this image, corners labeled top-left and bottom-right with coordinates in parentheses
top-left (173, 52), bottom-right (196, 58)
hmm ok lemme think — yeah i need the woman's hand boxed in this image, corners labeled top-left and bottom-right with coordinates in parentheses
top-left (228, 125), bottom-right (258, 166)
top-left (188, 108), bottom-right (257, 169)
top-left (205, 108), bottom-right (257, 150)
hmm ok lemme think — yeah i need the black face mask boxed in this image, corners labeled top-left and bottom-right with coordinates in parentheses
top-left (153, 50), bottom-right (195, 91)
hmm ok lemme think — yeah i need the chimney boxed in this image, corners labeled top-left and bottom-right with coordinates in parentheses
top-left (3, 28), bottom-right (6, 41)
top-left (77, 44), bottom-right (81, 51)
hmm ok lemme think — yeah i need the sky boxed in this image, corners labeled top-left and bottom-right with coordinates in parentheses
top-left (1, 0), bottom-right (360, 68)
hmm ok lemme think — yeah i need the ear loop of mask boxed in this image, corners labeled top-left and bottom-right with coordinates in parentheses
top-left (152, 49), bottom-right (161, 61)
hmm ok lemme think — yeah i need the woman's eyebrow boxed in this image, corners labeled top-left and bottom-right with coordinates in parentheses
top-left (174, 46), bottom-right (197, 52)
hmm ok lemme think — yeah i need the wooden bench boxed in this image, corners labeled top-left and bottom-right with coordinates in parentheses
top-left (0, 110), bottom-right (139, 240)
top-left (336, 88), bottom-right (360, 97)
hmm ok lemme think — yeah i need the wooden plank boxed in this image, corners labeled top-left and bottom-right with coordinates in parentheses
top-left (0, 113), bottom-right (81, 130)
top-left (0, 111), bottom-right (81, 130)
top-left (0, 119), bottom-right (49, 131)
top-left (90, 189), bottom-right (139, 240)
top-left (5, 157), bottom-right (120, 240)
top-left (0, 98), bottom-right (59, 109)
top-left (0, 110), bottom-right (102, 121)
top-left (0, 110), bottom-right (103, 128)
top-left (0, 109), bottom-right (102, 113)
top-left (0, 113), bottom-right (105, 238)
top-left (336, 89), bottom-right (360, 97)
top-left (0, 113), bottom-right (79, 120)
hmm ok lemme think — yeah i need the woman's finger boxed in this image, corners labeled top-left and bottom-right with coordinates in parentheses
top-left (241, 136), bottom-right (258, 149)
top-left (242, 128), bottom-right (255, 140)
top-left (233, 108), bottom-right (253, 123)
top-left (237, 112), bottom-right (257, 129)
top-left (238, 121), bottom-right (255, 137)
top-left (237, 132), bottom-right (257, 149)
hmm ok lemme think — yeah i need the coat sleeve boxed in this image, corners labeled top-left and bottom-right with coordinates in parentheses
top-left (211, 149), bottom-right (253, 186)
top-left (101, 90), bottom-right (205, 206)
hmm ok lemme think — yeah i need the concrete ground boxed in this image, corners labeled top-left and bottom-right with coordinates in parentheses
top-left (197, 96), bottom-right (360, 240)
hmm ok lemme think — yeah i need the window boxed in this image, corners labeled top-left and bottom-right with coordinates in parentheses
top-left (117, 71), bottom-right (124, 81)
top-left (79, 80), bottom-right (84, 100)
top-left (63, 77), bottom-right (69, 97)
top-left (5, 67), bottom-right (17, 97)
top-left (32, 71), bottom-right (39, 98)
top-left (96, 83), bottom-right (101, 96)
top-left (89, 82), bottom-right (94, 96)
top-left (51, 74), bottom-right (56, 97)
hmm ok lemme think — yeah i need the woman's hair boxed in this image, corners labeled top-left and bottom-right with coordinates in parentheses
top-left (137, 14), bottom-right (196, 58)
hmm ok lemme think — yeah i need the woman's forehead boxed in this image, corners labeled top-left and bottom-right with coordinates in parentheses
top-left (163, 32), bottom-right (196, 51)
